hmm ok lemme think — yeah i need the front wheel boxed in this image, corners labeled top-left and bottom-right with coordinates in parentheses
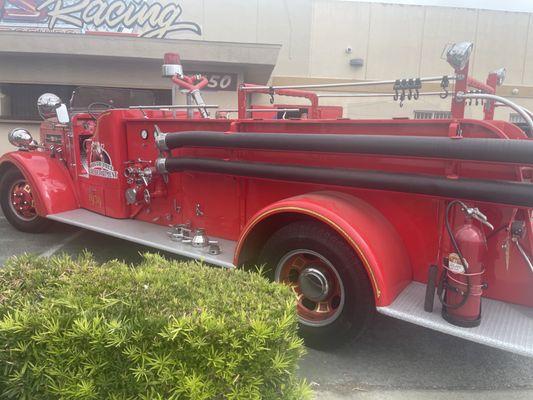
top-left (0, 168), bottom-right (49, 233)
top-left (258, 221), bottom-right (375, 349)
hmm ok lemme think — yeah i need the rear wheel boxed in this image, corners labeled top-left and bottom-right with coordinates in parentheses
top-left (0, 168), bottom-right (49, 233)
top-left (258, 221), bottom-right (374, 349)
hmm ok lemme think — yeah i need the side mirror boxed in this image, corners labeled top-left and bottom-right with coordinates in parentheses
top-left (56, 104), bottom-right (70, 124)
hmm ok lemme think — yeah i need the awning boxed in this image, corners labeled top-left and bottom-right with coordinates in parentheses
top-left (0, 32), bottom-right (281, 88)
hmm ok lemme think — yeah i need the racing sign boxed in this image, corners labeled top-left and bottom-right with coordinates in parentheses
top-left (0, 0), bottom-right (202, 38)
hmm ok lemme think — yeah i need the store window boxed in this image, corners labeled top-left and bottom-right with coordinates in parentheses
top-left (414, 110), bottom-right (452, 120)
top-left (0, 84), bottom-right (171, 121)
top-left (0, 84), bottom-right (76, 121)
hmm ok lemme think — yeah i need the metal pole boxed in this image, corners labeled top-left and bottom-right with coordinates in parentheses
top-left (218, 108), bottom-right (303, 113)
top-left (240, 76), bottom-right (456, 91)
top-left (129, 105), bottom-right (220, 110)
top-left (317, 91), bottom-right (450, 98)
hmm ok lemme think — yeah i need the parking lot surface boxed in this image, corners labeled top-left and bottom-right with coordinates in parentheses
top-left (1, 210), bottom-right (532, 399)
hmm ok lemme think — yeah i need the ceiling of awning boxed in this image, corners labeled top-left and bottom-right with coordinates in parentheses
top-left (0, 32), bottom-right (281, 86)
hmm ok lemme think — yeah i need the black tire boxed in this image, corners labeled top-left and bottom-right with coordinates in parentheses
top-left (258, 220), bottom-right (375, 350)
top-left (0, 168), bottom-right (49, 233)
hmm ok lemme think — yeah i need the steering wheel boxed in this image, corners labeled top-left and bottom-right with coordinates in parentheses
top-left (88, 102), bottom-right (114, 120)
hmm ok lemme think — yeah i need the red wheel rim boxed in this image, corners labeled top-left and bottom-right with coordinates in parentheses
top-left (9, 179), bottom-right (37, 221)
top-left (275, 250), bottom-right (345, 327)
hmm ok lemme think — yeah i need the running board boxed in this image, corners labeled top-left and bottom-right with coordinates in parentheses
top-left (47, 209), bottom-right (236, 269)
top-left (377, 282), bottom-right (533, 358)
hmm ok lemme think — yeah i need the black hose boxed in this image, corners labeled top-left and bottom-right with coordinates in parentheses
top-left (160, 131), bottom-right (533, 165)
top-left (160, 157), bottom-right (533, 208)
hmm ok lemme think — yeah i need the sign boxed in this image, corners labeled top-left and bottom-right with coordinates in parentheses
top-left (0, 1), bottom-right (202, 39)
top-left (89, 142), bottom-right (118, 179)
top-left (187, 72), bottom-right (238, 92)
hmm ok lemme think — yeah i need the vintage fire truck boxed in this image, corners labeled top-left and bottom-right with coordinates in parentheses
top-left (1, 42), bottom-right (532, 355)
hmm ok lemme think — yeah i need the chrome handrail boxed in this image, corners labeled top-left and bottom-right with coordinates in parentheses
top-left (456, 92), bottom-right (533, 135)
top-left (241, 76), bottom-right (456, 91)
top-left (129, 105), bottom-right (220, 110)
top-left (317, 91), bottom-right (449, 98)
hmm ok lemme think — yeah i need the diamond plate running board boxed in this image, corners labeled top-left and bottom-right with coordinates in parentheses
top-left (377, 282), bottom-right (533, 358)
top-left (47, 209), bottom-right (236, 269)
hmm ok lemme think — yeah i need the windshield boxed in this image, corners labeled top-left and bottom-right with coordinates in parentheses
top-left (70, 87), bottom-right (157, 111)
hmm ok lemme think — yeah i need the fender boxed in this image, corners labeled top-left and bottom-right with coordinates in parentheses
top-left (0, 151), bottom-right (78, 216)
top-left (235, 191), bottom-right (412, 307)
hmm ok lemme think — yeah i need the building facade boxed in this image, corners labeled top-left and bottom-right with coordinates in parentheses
top-left (1, 0), bottom-right (533, 152)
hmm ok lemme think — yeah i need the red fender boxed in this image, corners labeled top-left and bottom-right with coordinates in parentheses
top-left (0, 151), bottom-right (78, 216)
top-left (235, 191), bottom-right (412, 306)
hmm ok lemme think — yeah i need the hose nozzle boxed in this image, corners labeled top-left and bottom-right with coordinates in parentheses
top-left (463, 206), bottom-right (494, 230)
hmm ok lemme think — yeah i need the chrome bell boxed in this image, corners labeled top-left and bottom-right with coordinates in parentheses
top-left (191, 228), bottom-right (209, 248)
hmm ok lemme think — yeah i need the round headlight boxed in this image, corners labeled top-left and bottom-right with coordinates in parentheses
top-left (8, 128), bottom-right (34, 148)
top-left (37, 93), bottom-right (62, 119)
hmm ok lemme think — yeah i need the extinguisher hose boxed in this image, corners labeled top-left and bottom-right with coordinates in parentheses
top-left (439, 200), bottom-right (471, 310)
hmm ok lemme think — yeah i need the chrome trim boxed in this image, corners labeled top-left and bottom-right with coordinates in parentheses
top-left (162, 64), bottom-right (183, 78)
top-left (456, 91), bottom-right (533, 134)
top-left (155, 132), bottom-right (168, 151)
top-left (155, 158), bottom-right (167, 174)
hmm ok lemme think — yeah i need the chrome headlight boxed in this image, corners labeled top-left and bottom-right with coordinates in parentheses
top-left (446, 42), bottom-right (474, 71)
top-left (8, 128), bottom-right (34, 148)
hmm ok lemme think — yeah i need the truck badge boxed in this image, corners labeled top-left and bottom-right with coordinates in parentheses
top-left (89, 142), bottom-right (118, 179)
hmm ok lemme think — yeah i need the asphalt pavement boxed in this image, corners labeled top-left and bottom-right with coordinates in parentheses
top-left (1, 210), bottom-right (532, 399)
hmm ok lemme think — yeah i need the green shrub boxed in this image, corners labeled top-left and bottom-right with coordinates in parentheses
top-left (0, 253), bottom-right (311, 400)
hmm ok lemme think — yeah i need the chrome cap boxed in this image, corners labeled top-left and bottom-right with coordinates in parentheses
top-left (155, 158), bottom-right (168, 174)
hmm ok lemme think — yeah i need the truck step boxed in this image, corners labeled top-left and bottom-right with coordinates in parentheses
top-left (47, 209), bottom-right (236, 269)
top-left (377, 282), bottom-right (533, 358)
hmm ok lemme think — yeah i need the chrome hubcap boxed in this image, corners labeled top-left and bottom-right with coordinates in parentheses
top-left (276, 249), bottom-right (345, 327)
top-left (9, 179), bottom-right (37, 221)
top-left (299, 267), bottom-right (330, 302)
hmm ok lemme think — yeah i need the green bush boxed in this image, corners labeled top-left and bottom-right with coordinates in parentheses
top-left (0, 253), bottom-right (311, 400)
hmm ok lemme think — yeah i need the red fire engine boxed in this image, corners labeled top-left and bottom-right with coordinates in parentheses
top-left (1, 42), bottom-right (532, 355)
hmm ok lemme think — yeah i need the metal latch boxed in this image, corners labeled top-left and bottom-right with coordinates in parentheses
top-left (511, 221), bottom-right (533, 273)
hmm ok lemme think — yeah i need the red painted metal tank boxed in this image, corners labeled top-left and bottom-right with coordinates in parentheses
top-left (442, 219), bottom-right (487, 327)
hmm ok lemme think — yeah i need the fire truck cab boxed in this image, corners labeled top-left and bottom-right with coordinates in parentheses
top-left (1, 42), bottom-right (532, 356)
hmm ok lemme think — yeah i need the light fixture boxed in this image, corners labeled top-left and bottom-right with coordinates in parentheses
top-left (446, 42), bottom-right (474, 71)
top-left (493, 67), bottom-right (507, 86)
top-left (37, 93), bottom-right (62, 119)
top-left (8, 128), bottom-right (34, 148)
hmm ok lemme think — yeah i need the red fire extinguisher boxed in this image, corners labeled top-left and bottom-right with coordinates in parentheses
top-left (425, 200), bottom-right (493, 327)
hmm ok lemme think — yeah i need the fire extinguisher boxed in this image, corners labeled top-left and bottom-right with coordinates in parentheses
top-left (425, 200), bottom-right (493, 327)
